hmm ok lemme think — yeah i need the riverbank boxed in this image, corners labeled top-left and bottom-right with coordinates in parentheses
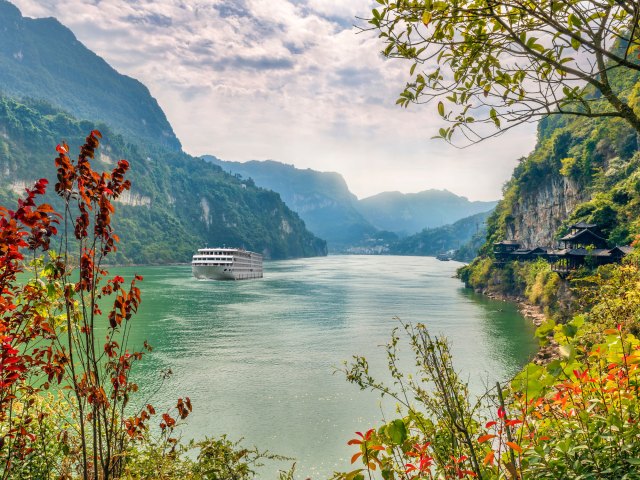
top-left (478, 288), bottom-right (560, 365)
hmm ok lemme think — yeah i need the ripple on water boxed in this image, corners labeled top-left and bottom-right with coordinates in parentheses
top-left (112, 256), bottom-right (537, 479)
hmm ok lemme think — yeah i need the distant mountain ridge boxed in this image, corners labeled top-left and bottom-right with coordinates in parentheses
top-left (357, 190), bottom-right (498, 237)
top-left (204, 157), bottom-right (382, 249)
top-left (0, 0), bottom-right (181, 151)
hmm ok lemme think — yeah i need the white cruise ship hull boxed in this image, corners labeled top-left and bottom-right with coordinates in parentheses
top-left (191, 247), bottom-right (263, 281)
top-left (192, 264), bottom-right (262, 281)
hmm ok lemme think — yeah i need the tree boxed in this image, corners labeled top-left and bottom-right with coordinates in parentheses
top-left (367, 0), bottom-right (640, 144)
top-left (0, 131), bottom-right (192, 480)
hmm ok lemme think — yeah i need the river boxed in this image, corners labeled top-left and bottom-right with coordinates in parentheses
top-left (114, 255), bottom-right (537, 478)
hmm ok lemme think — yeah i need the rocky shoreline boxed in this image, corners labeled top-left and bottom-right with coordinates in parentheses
top-left (479, 290), bottom-right (560, 365)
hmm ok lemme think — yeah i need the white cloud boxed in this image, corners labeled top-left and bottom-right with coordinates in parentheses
top-left (11, 0), bottom-right (537, 200)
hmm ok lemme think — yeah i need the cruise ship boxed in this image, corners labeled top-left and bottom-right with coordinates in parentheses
top-left (191, 247), bottom-right (263, 280)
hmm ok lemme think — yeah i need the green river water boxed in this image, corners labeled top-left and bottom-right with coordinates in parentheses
top-left (110, 255), bottom-right (537, 478)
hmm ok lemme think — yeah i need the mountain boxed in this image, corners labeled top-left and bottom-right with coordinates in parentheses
top-left (0, 0), bottom-right (180, 151)
top-left (203, 157), bottom-right (384, 250)
top-left (0, 97), bottom-right (327, 262)
top-left (389, 210), bottom-right (493, 260)
top-left (357, 190), bottom-right (498, 237)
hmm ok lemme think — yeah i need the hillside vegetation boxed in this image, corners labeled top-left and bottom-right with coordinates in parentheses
top-left (481, 66), bottom-right (640, 254)
top-left (0, 96), bottom-right (327, 262)
top-left (389, 210), bottom-right (492, 261)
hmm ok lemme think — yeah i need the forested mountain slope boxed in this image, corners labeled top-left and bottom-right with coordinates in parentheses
top-left (204, 157), bottom-right (381, 249)
top-left (0, 96), bottom-right (327, 262)
top-left (0, 0), bottom-right (181, 151)
top-left (389, 210), bottom-right (492, 260)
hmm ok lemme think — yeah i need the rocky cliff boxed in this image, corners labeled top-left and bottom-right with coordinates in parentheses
top-left (507, 175), bottom-right (588, 248)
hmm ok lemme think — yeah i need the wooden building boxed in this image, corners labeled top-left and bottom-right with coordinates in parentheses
top-left (494, 223), bottom-right (633, 274)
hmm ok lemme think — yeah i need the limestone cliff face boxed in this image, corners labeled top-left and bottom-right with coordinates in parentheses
top-left (508, 175), bottom-right (587, 248)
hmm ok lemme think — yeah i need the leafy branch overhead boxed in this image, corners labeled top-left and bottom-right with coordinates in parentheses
top-left (367, 0), bottom-right (640, 144)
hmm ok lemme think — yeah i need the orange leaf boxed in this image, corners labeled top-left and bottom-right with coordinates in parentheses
top-left (506, 441), bottom-right (523, 454)
top-left (348, 439), bottom-right (362, 445)
top-left (369, 445), bottom-right (386, 451)
top-left (477, 434), bottom-right (496, 443)
top-left (483, 451), bottom-right (495, 466)
top-left (351, 452), bottom-right (362, 464)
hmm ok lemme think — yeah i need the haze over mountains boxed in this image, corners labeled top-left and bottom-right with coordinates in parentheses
top-left (206, 156), bottom-right (497, 250)
top-left (358, 190), bottom-right (497, 237)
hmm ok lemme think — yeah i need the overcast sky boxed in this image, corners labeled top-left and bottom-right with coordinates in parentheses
top-left (12, 0), bottom-right (538, 201)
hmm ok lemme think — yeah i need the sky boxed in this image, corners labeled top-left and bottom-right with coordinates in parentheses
top-left (12, 0), bottom-right (538, 201)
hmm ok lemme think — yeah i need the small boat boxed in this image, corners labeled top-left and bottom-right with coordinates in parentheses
top-left (192, 247), bottom-right (263, 280)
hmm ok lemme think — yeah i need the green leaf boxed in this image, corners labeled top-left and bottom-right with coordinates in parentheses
top-left (558, 345), bottom-right (575, 359)
top-left (489, 108), bottom-right (500, 127)
top-left (546, 360), bottom-right (564, 378)
top-left (626, 458), bottom-right (640, 465)
top-left (535, 319), bottom-right (556, 339)
top-left (568, 14), bottom-right (581, 28)
top-left (437, 101), bottom-right (445, 116)
top-left (561, 323), bottom-right (578, 338)
top-left (346, 470), bottom-right (365, 480)
top-left (385, 419), bottom-right (408, 445)
top-left (571, 37), bottom-right (580, 51)
top-left (422, 11), bottom-right (432, 26)
top-left (570, 315), bottom-right (585, 329)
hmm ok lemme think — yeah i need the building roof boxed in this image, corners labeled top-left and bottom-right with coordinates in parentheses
top-left (529, 247), bottom-right (550, 254)
top-left (559, 228), bottom-right (607, 245)
top-left (567, 248), bottom-right (610, 257)
top-left (494, 240), bottom-right (520, 246)
top-left (569, 221), bottom-right (598, 230)
top-left (547, 248), bottom-right (570, 256)
top-left (511, 249), bottom-right (532, 255)
top-left (608, 246), bottom-right (634, 256)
